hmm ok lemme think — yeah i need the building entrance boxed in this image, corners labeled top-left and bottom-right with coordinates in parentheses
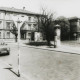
top-left (21, 30), bottom-right (26, 39)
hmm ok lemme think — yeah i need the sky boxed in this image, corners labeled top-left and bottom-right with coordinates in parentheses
top-left (0, 0), bottom-right (80, 18)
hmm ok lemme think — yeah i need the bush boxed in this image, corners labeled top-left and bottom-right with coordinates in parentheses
top-left (26, 41), bottom-right (47, 46)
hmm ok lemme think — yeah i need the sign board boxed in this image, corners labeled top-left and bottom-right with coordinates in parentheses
top-left (34, 32), bottom-right (43, 41)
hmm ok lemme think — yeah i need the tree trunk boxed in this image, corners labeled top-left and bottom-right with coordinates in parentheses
top-left (15, 35), bottom-right (17, 42)
top-left (47, 39), bottom-right (51, 46)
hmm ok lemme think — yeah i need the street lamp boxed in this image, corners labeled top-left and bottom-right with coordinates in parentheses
top-left (17, 18), bottom-right (22, 77)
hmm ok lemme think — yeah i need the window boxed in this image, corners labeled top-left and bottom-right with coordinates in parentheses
top-left (0, 21), bottom-right (2, 28)
top-left (28, 33), bottom-right (31, 36)
top-left (33, 16), bottom-right (37, 22)
top-left (6, 22), bottom-right (11, 29)
top-left (28, 24), bottom-right (31, 30)
top-left (7, 32), bottom-right (10, 38)
top-left (27, 32), bottom-right (31, 38)
top-left (13, 13), bottom-right (18, 16)
top-left (33, 24), bottom-right (37, 30)
top-left (0, 32), bottom-right (1, 38)
top-left (21, 15), bottom-right (24, 17)
top-left (6, 13), bottom-right (10, 19)
top-left (33, 24), bottom-right (37, 27)
top-left (0, 13), bottom-right (1, 18)
top-left (28, 16), bottom-right (31, 21)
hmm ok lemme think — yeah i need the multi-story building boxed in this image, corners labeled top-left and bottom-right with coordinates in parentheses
top-left (69, 17), bottom-right (80, 40)
top-left (0, 7), bottom-right (42, 42)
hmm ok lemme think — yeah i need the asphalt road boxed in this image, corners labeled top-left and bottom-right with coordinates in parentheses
top-left (0, 44), bottom-right (80, 80)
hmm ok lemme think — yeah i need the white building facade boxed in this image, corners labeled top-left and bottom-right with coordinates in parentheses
top-left (0, 7), bottom-right (41, 42)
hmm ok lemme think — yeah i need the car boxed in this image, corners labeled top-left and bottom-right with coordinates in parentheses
top-left (0, 45), bottom-right (10, 56)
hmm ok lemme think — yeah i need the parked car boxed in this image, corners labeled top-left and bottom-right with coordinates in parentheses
top-left (0, 45), bottom-right (10, 56)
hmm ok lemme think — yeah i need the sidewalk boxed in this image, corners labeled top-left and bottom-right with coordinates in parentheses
top-left (0, 60), bottom-right (27, 80)
top-left (37, 45), bottom-right (80, 54)
top-left (19, 43), bottom-right (80, 55)
top-left (7, 41), bottom-right (80, 54)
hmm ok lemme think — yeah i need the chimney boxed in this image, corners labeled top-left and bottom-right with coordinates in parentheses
top-left (12, 7), bottom-right (15, 9)
top-left (23, 7), bottom-right (25, 10)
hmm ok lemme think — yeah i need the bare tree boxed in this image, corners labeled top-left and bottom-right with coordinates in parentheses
top-left (39, 8), bottom-right (55, 46)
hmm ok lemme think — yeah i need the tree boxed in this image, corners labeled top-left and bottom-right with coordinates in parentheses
top-left (39, 8), bottom-right (55, 46)
top-left (10, 20), bottom-right (27, 42)
top-left (55, 16), bottom-right (70, 40)
top-left (10, 22), bottom-right (18, 42)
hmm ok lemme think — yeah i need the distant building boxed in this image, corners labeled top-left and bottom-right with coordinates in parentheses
top-left (55, 17), bottom-right (80, 40)
top-left (69, 17), bottom-right (80, 40)
top-left (0, 7), bottom-right (42, 42)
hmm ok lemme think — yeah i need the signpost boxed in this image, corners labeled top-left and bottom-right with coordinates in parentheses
top-left (17, 18), bottom-right (22, 77)
top-left (11, 15), bottom-right (26, 77)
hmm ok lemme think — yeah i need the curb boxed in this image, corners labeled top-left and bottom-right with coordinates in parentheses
top-left (7, 43), bottom-right (80, 55)
top-left (21, 45), bottom-right (80, 55)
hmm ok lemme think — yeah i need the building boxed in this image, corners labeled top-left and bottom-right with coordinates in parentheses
top-left (69, 17), bottom-right (80, 40)
top-left (0, 7), bottom-right (43, 42)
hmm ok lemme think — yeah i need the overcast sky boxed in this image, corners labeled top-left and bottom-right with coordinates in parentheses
top-left (0, 0), bottom-right (80, 18)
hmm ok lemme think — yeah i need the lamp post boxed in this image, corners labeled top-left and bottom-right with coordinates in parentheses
top-left (17, 18), bottom-right (22, 77)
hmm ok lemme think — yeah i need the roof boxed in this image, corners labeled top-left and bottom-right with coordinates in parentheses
top-left (0, 7), bottom-right (41, 16)
top-left (68, 16), bottom-right (80, 21)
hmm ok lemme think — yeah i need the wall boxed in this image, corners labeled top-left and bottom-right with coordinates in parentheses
top-left (0, 10), bottom-right (39, 41)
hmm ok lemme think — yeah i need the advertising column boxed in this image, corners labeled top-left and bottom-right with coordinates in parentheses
top-left (54, 24), bottom-right (61, 48)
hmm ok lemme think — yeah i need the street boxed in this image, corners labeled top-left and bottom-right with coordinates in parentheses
top-left (0, 44), bottom-right (80, 80)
